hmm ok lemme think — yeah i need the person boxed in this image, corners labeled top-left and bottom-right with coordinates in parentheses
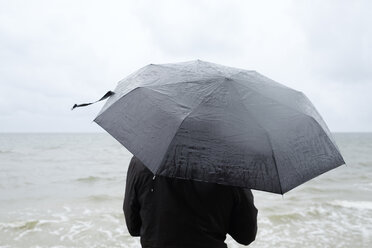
top-left (124, 156), bottom-right (258, 248)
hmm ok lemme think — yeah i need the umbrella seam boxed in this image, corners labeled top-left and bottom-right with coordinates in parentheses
top-left (282, 116), bottom-right (345, 193)
top-left (144, 77), bottom-right (226, 90)
top-left (94, 86), bottom-right (142, 122)
top-left (231, 71), bottom-right (290, 90)
top-left (231, 80), bottom-right (329, 190)
top-left (233, 78), bottom-right (337, 190)
top-left (231, 78), bottom-right (335, 149)
top-left (98, 64), bottom-right (165, 115)
top-left (102, 78), bottom-right (227, 116)
top-left (140, 87), bottom-right (192, 110)
top-left (300, 94), bottom-right (339, 149)
top-left (231, 80), bottom-right (344, 194)
top-left (156, 60), bottom-right (256, 75)
top-left (229, 81), bottom-right (284, 194)
top-left (97, 65), bottom-right (153, 114)
top-left (306, 115), bottom-right (344, 158)
top-left (155, 79), bottom-right (227, 176)
top-left (232, 80), bottom-right (306, 118)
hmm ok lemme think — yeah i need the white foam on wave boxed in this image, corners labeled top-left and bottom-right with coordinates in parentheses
top-left (51, 213), bottom-right (69, 222)
top-left (355, 182), bottom-right (372, 191)
top-left (49, 227), bottom-right (64, 236)
top-left (98, 227), bottom-right (113, 239)
top-left (331, 200), bottom-right (372, 210)
top-left (63, 206), bottom-right (71, 212)
top-left (83, 208), bottom-right (92, 215)
top-left (248, 200), bottom-right (372, 248)
top-left (14, 227), bottom-right (42, 241)
top-left (59, 220), bottom-right (93, 241)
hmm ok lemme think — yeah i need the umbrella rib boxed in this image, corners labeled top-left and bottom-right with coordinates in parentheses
top-left (157, 60), bottom-right (256, 75)
top-left (94, 86), bottom-right (143, 121)
top-left (232, 79), bottom-right (310, 120)
top-left (140, 87), bottom-right (192, 110)
top-left (149, 63), bottom-right (318, 132)
top-left (144, 76), bottom-right (224, 90)
top-left (229, 81), bottom-right (284, 194)
top-left (267, 139), bottom-right (283, 195)
top-left (231, 78), bottom-right (335, 149)
top-left (230, 81), bottom-right (343, 193)
top-left (155, 79), bottom-right (227, 175)
top-left (231, 71), bottom-right (290, 89)
top-left (231, 80), bottom-right (333, 188)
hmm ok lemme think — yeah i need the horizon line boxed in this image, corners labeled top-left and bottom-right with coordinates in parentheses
top-left (1, 131), bottom-right (372, 134)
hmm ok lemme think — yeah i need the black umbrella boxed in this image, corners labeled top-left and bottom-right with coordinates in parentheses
top-left (75, 60), bottom-right (345, 194)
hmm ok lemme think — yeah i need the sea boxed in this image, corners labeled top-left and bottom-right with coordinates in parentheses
top-left (0, 133), bottom-right (371, 248)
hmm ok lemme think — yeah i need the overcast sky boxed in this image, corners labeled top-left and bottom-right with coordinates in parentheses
top-left (1, 0), bottom-right (371, 132)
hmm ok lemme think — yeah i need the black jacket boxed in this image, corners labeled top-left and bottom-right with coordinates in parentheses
top-left (124, 156), bottom-right (257, 248)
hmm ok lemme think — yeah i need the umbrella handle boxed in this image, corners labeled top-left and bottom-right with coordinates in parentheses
top-left (71, 91), bottom-right (115, 110)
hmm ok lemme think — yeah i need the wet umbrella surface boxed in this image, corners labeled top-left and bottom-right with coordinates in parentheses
top-left (81, 60), bottom-right (344, 194)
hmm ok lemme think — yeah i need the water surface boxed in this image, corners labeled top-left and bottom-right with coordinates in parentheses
top-left (0, 133), bottom-right (371, 247)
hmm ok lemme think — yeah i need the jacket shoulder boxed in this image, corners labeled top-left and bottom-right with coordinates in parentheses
top-left (128, 156), bottom-right (153, 177)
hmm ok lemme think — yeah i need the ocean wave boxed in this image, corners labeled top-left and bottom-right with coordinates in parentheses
top-left (76, 176), bottom-right (102, 183)
top-left (299, 186), bottom-right (328, 194)
top-left (264, 200), bottom-right (369, 224)
top-left (0, 150), bottom-right (13, 154)
top-left (84, 194), bottom-right (115, 202)
top-left (0, 220), bottom-right (39, 231)
top-left (330, 200), bottom-right (372, 210)
top-left (268, 212), bottom-right (305, 223)
top-left (0, 218), bottom-right (69, 232)
top-left (75, 176), bottom-right (117, 183)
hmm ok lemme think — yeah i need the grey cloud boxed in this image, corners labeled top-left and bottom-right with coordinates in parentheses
top-left (294, 0), bottom-right (372, 83)
top-left (0, 0), bottom-right (371, 132)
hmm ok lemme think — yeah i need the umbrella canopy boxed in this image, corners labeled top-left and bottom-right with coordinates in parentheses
top-left (94, 60), bottom-right (345, 194)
